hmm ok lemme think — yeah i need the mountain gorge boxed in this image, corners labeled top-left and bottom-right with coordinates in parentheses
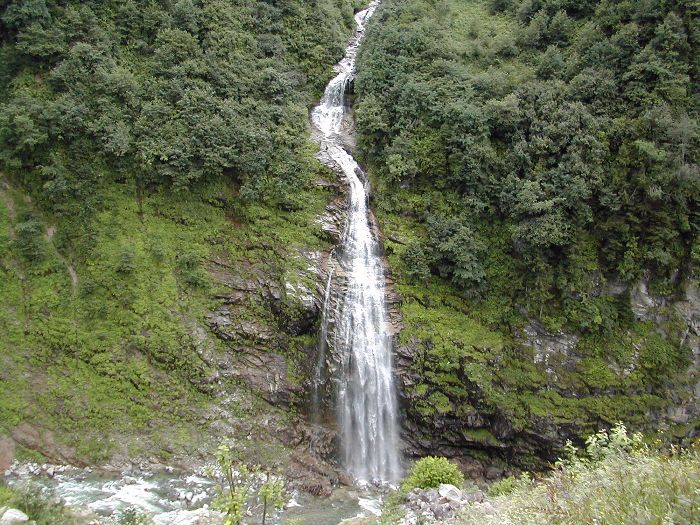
top-left (0, 0), bottom-right (364, 492)
top-left (0, 0), bottom-right (699, 519)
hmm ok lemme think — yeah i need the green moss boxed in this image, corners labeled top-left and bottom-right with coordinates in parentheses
top-left (578, 357), bottom-right (618, 389)
top-left (0, 163), bottom-right (335, 462)
top-left (462, 428), bottom-right (502, 446)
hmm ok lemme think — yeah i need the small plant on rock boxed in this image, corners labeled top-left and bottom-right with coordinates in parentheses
top-left (258, 473), bottom-right (285, 525)
top-left (213, 443), bottom-right (250, 525)
top-left (401, 456), bottom-right (465, 491)
top-left (114, 507), bottom-right (154, 525)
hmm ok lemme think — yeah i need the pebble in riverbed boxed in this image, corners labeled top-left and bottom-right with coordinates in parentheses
top-left (399, 484), bottom-right (484, 524)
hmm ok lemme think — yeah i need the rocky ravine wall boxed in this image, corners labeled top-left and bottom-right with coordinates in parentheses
top-left (206, 158), bottom-right (699, 484)
top-left (393, 277), bottom-right (700, 477)
top-left (203, 96), bottom-right (697, 483)
top-left (203, 164), bottom-right (357, 493)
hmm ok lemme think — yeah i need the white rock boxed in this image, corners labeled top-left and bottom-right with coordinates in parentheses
top-left (153, 508), bottom-right (223, 525)
top-left (438, 483), bottom-right (463, 503)
top-left (0, 508), bottom-right (30, 524)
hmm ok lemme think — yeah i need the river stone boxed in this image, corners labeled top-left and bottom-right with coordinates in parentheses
top-left (152, 507), bottom-right (223, 525)
top-left (0, 508), bottom-right (29, 524)
top-left (438, 483), bottom-right (462, 503)
top-left (432, 503), bottom-right (452, 520)
top-left (398, 511), bottom-right (418, 525)
top-left (424, 488), bottom-right (439, 502)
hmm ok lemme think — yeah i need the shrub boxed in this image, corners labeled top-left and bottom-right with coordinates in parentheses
top-left (115, 246), bottom-right (136, 274)
top-left (14, 217), bottom-right (45, 262)
top-left (0, 482), bottom-right (73, 525)
top-left (176, 250), bottom-right (208, 287)
top-left (114, 508), bottom-right (154, 525)
top-left (487, 473), bottom-right (532, 496)
top-left (459, 424), bottom-right (700, 525)
top-left (402, 242), bottom-right (432, 282)
top-left (401, 456), bottom-right (465, 491)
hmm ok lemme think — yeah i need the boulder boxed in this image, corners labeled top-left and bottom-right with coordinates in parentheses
top-left (0, 508), bottom-right (29, 524)
top-left (438, 483), bottom-right (462, 503)
top-left (424, 488), bottom-right (439, 503)
top-left (464, 490), bottom-right (485, 503)
top-left (432, 503), bottom-right (452, 520)
top-left (397, 511), bottom-right (418, 525)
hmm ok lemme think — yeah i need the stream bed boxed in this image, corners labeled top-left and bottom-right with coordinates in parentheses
top-left (4, 462), bottom-right (384, 524)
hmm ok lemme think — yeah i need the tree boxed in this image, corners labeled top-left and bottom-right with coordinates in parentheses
top-left (2, 0), bottom-right (50, 30)
top-left (213, 444), bottom-right (249, 525)
top-left (258, 474), bottom-right (285, 525)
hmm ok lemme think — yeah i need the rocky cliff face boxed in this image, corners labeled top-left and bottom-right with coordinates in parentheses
top-left (392, 276), bottom-right (700, 475)
top-left (207, 160), bottom-right (699, 483)
top-left (200, 168), bottom-right (353, 494)
top-left (200, 100), bottom-right (698, 485)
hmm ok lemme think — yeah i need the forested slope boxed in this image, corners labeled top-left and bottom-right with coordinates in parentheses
top-left (0, 0), bottom-right (358, 470)
top-left (355, 0), bottom-right (699, 467)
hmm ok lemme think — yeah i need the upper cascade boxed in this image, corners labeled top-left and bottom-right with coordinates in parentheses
top-left (310, 0), bottom-right (402, 485)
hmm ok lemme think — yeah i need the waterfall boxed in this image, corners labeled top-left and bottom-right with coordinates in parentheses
top-left (311, 1), bottom-right (402, 485)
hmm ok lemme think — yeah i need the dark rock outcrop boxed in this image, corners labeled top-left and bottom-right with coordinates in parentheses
top-left (392, 276), bottom-right (700, 474)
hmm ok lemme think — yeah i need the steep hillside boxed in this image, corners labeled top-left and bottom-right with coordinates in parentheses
top-left (355, 0), bottom-right (699, 469)
top-left (2, 0), bottom-right (699, 496)
top-left (0, 0), bottom-right (360, 486)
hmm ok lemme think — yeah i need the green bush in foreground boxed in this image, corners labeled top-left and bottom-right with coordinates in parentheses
top-left (401, 456), bottom-right (465, 491)
top-left (460, 424), bottom-right (700, 525)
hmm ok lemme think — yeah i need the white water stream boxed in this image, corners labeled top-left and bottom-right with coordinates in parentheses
top-left (311, 1), bottom-right (402, 485)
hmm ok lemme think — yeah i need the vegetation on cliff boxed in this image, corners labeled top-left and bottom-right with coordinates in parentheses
top-left (356, 0), bottom-right (699, 463)
top-left (0, 0), bottom-right (359, 464)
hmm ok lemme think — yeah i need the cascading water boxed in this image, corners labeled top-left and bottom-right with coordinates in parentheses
top-left (311, 1), bottom-right (402, 485)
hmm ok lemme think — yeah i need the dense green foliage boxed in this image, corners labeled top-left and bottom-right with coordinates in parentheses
top-left (356, 0), bottom-right (699, 462)
top-left (0, 0), bottom-right (358, 205)
top-left (0, 0), bottom-right (356, 463)
top-left (401, 456), bottom-right (465, 491)
top-left (357, 0), bottom-right (699, 328)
